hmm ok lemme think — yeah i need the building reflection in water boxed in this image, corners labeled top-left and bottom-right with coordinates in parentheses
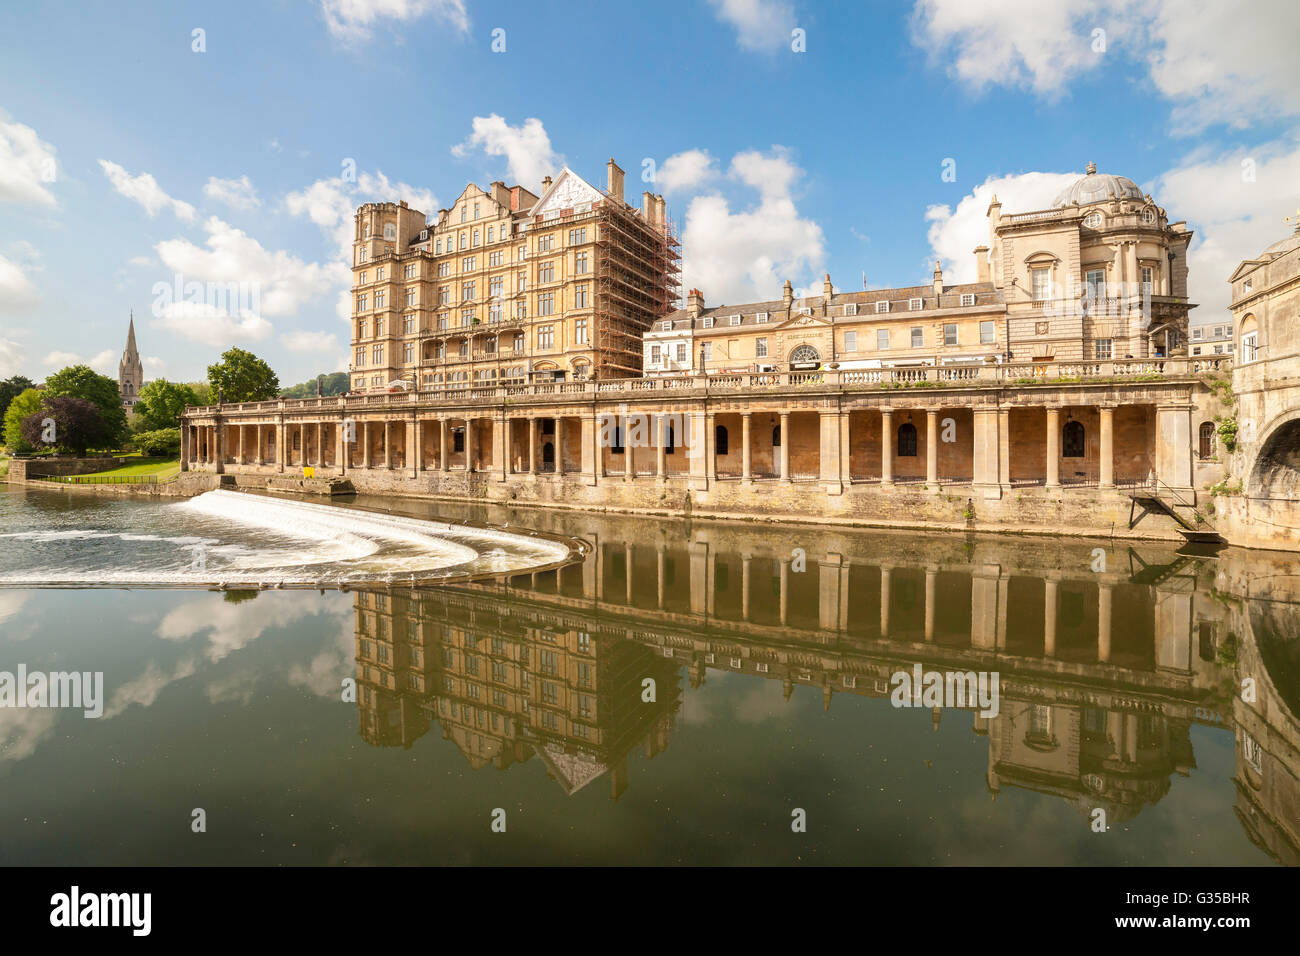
top-left (345, 504), bottom-right (1300, 863)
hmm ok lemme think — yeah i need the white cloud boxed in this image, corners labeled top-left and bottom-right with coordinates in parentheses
top-left (924, 170), bottom-right (1080, 283)
top-left (154, 215), bottom-right (344, 332)
top-left (0, 118), bottom-right (58, 206)
top-left (0, 337), bottom-right (25, 377)
top-left (656, 149), bottom-right (718, 194)
top-left (281, 329), bottom-right (340, 352)
top-left (678, 147), bottom-right (825, 304)
top-left (1152, 137), bottom-right (1300, 318)
top-left (203, 174), bottom-right (261, 210)
top-left (910, 0), bottom-right (1300, 132)
top-left (0, 253), bottom-right (40, 314)
top-left (153, 301), bottom-right (274, 347)
top-left (451, 114), bottom-right (561, 193)
top-left (102, 657), bottom-right (198, 720)
top-left (43, 348), bottom-right (116, 376)
top-left (99, 159), bottom-right (195, 221)
top-left (709, 0), bottom-right (796, 52)
top-left (321, 0), bottom-right (468, 42)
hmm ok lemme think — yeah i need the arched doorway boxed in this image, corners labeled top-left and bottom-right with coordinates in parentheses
top-left (1198, 421), bottom-right (1216, 459)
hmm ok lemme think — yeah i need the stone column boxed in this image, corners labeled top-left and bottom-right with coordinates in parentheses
top-left (656, 545), bottom-right (665, 609)
top-left (624, 414), bottom-right (635, 482)
top-left (1044, 578), bottom-right (1058, 657)
top-left (362, 422), bottom-right (371, 468)
top-left (236, 425), bottom-right (244, 466)
top-left (465, 417), bottom-right (475, 472)
top-left (181, 424), bottom-right (190, 472)
top-left (689, 410), bottom-right (708, 491)
top-left (839, 410), bottom-right (851, 488)
top-left (528, 417), bottom-right (537, 475)
top-left (1155, 403), bottom-right (1193, 491)
top-left (655, 415), bottom-right (666, 480)
top-left (926, 408), bottom-right (939, 490)
top-left (275, 416), bottom-right (285, 473)
top-left (924, 568), bottom-right (937, 642)
top-left (439, 418), bottom-right (448, 472)
top-left (779, 557), bottom-right (789, 625)
top-left (741, 412), bottom-right (752, 483)
top-left (336, 418), bottom-right (346, 475)
top-left (1098, 583), bottom-right (1112, 663)
top-left (881, 408), bottom-right (894, 486)
top-left (820, 409), bottom-right (843, 495)
top-left (1045, 407), bottom-right (1061, 489)
top-left (973, 407), bottom-right (1001, 499)
top-left (819, 553), bottom-right (843, 631)
top-left (1099, 405), bottom-right (1115, 488)
top-left (880, 566), bottom-right (892, 638)
top-left (592, 413), bottom-right (604, 484)
top-left (554, 417), bottom-right (565, 477)
top-left (410, 416), bottom-right (420, 477)
top-left (741, 553), bottom-right (752, 621)
top-left (998, 407), bottom-right (1011, 487)
top-left (704, 412), bottom-right (716, 483)
top-left (384, 420), bottom-right (393, 469)
top-left (778, 411), bottom-right (791, 483)
top-left (689, 541), bottom-right (707, 615)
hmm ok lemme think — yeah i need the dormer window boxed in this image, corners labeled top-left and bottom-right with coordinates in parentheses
top-left (908, 298), bottom-right (922, 311)
top-left (755, 312), bottom-right (769, 323)
top-left (729, 314), bottom-right (741, 326)
top-left (875, 301), bottom-right (890, 314)
top-left (959, 293), bottom-right (976, 307)
top-left (660, 320), bottom-right (672, 331)
top-left (702, 316), bottom-right (714, 328)
top-left (843, 303), bottom-right (858, 316)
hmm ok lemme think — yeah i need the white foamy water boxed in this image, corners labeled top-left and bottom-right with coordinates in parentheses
top-left (0, 489), bottom-right (573, 587)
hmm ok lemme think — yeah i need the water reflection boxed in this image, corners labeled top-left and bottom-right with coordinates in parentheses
top-left (341, 498), bottom-right (1300, 864)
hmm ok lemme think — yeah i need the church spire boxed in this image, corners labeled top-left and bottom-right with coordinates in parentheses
top-left (119, 309), bottom-right (143, 411)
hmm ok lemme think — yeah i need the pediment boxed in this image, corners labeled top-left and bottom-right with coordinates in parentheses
top-left (531, 168), bottom-right (603, 217)
top-left (771, 309), bottom-right (831, 331)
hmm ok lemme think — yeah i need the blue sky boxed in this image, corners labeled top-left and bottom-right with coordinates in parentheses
top-left (1, 0), bottom-right (1298, 385)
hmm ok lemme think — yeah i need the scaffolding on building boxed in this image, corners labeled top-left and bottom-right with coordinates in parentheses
top-left (591, 194), bottom-right (681, 378)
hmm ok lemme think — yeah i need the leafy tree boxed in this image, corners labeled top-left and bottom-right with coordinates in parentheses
top-left (0, 375), bottom-right (35, 421)
top-left (44, 365), bottom-right (127, 447)
top-left (207, 348), bottom-right (280, 403)
top-left (134, 378), bottom-right (199, 430)
top-left (20, 396), bottom-right (114, 457)
top-left (187, 381), bottom-right (212, 406)
top-left (280, 371), bottom-right (349, 399)
top-left (2, 388), bottom-right (42, 454)
top-left (134, 427), bottom-right (181, 457)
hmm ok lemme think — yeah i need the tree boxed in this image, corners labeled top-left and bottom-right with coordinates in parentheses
top-left (0, 375), bottom-right (35, 422)
top-left (207, 348), bottom-right (279, 403)
top-left (280, 371), bottom-right (349, 399)
top-left (134, 378), bottom-right (199, 430)
top-left (187, 381), bottom-right (212, 405)
top-left (2, 388), bottom-right (42, 453)
top-left (44, 365), bottom-right (127, 447)
top-left (20, 396), bottom-right (113, 457)
top-left (134, 427), bottom-right (181, 457)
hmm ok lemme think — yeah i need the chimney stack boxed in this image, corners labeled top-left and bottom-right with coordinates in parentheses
top-left (687, 288), bottom-right (704, 319)
top-left (655, 194), bottom-right (666, 232)
top-left (642, 190), bottom-right (654, 220)
top-left (973, 245), bottom-right (991, 284)
top-left (823, 273), bottom-right (833, 300)
top-left (933, 260), bottom-right (944, 297)
top-left (542, 175), bottom-right (553, 191)
top-left (607, 158), bottom-right (624, 203)
top-left (782, 279), bottom-right (794, 311)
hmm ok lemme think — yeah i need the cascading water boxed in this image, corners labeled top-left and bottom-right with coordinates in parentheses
top-left (0, 489), bottom-right (572, 587)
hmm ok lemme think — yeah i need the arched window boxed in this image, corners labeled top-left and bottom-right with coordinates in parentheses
top-left (715, 425), bottom-right (729, 456)
top-left (1062, 420), bottom-right (1085, 458)
top-left (897, 423), bottom-right (917, 457)
top-left (789, 344), bottom-right (819, 365)
top-left (1199, 421), bottom-right (1216, 459)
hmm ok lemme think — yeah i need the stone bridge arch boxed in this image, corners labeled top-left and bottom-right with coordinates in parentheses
top-left (1247, 408), bottom-right (1300, 500)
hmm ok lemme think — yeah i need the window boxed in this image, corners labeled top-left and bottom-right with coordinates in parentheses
top-left (437, 313), bottom-right (448, 331)
top-left (575, 251), bottom-right (588, 273)
top-left (1191, 327), bottom-right (1204, 340)
top-left (375, 266), bottom-right (385, 281)
top-left (843, 303), bottom-right (858, 316)
top-left (1094, 338), bottom-right (1113, 359)
top-left (463, 256), bottom-right (476, 271)
top-left (538, 291), bottom-right (555, 316)
top-left (1031, 268), bottom-right (1050, 301)
top-left (650, 345), bottom-right (661, 365)
top-left (843, 330), bottom-right (857, 352)
top-left (908, 297), bottom-right (923, 311)
top-left (489, 250), bottom-right (503, 267)
top-left (569, 228), bottom-right (586, 245)
top-left (404, 289), bottom-right (416, 306)
top-left (402, 343), bottom-right (414, 363)
top-left (374, 291), bottom-right (385, 309)
top-left (355, 347), bottom-right (364, 367)
top-left (438, 262), bottom-right (450, 277)
top-left (472, 229), bottom-right (479, 246)
top-left (702, 316), bottom-right (714, 328)
top-left (357, 294), bottom-right (368, 311)
top-left (489, 276), bottom-right (503, 297)
top-left (1141, 265), bottom-right (1153, 295)
top-left (911, 327), bottom-right (923, 348)
top-left (877, 329), bottom-right (889, 350)
top-left (1084, 211), bottom-right (1103, 228)
top-left (460, 207), bottom-right (467, 223)
top-left (1142, 208), bottom-right (1155, 224)
top-left (875, 300), bottom-right (890, 314)
top-left (403, 314), bottom-right (415, 334)
top-left (897, 423), bottom-right (917, 457)
top-left (1198, 421), bottom-right (1216, 459)
top-left (756, 312), bottom-right (769, 323)
top-left (1241, 331), bottom-right (1258, 363)
top-left (538, 326), bottom-right (555, 349)
top-left (575, 317), bottom-right (588, 343)
top-left (574, 283), bottom-right (588, 308)
top-left (675, 343), bottom-right (687, 363)
top-left (660, 320), bottom-right (673, 331)
top-left (489, 301), bottom-right (503, 323)
top-left (358, 271), bottom-right (367, 285)
top-left (715, 426), bottom-right (728, 455)
top-left (383, 223), bottom-right (396, 240)
top-left (538, 261), bottom-right (555, 283)
top-left (980, 320), bottom-right (995, 344)
top-left (459, 233), bottom-right (466, 250)
top-left (372, 343), bottom-right (383, 363)
top-left (729, 314), bottom-right (741, 326)
top-left (537, 234), bottom-right (553, 252)
top-left (438, 286), bottom-right (450, 304)
top-left (772, 425), bottom-right (781, 447)
top-left (943, 323), bottom-right (958, 346)
top-left (461, 309), bottom-right (474, 327)
top-left (435, 239), bottom-right (442, 254)
top-left (376, 316), bottom-right (384, 335)
top-left (701, 341), bottom-right (713, 362)
top-left (1086, 269), bottom-right (1105, 300)
top-left (959, 293), bottom-right (976, 307)
top-left (1062, 420), bottom-right (1085, 458)
top-left (462, 280), bottom-right (476, 301)
top-left (756, 337), bottom-right (768, 358)
top-left (513, 333), bottom-right (525, 352)
top-left (358, 318), bottom-right (368, 338)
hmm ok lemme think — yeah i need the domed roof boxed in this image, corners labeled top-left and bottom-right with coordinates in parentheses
top-left (1052, 163), bottom-right (1145, 208)
top-left (1264, 229), bottom-right (1300, 257)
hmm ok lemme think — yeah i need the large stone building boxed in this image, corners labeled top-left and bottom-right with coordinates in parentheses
top-left (350, 159), bottom-right (679, 392)
top-left (645, 164), bottom-right (1194, 378)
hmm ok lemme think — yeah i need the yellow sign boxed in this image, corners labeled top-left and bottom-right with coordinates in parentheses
top-left (303, 466), bottom-right (314, 478)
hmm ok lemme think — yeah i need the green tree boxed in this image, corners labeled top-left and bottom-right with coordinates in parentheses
top-left (280, 371), bottom-right (349, 399)
top-left (187, 381), bottom-right (212, 405)
top-left (207, 348), bottom-right (280, 403)
top-left (134, 378), bottom-right (200, 430)
top-left (20, 396), bottom-right (114, 457)
top-left (135, 427), bottom-right (181, 457)
top-left (0, 375), bottom-right (35, 421)
top-left (44, 364), bottom-right (127, 447)
top-left (2, 388), bottom-right (42, 453)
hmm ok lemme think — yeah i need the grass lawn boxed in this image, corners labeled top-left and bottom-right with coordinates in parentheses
top-left (76, 457), bottom-right (181, 479)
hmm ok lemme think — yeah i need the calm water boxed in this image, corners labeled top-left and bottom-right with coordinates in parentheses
top-left (1, 485), bottom-right (1296, 865)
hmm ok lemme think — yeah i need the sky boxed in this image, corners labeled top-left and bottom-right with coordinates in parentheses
top-left (1, 0), bottom-right (1298, 387)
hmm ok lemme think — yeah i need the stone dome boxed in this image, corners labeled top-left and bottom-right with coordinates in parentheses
top-left (1052, 162), bottom-right (1145, 207)
top-left (1264, 230), bottom-right (1300, 258)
